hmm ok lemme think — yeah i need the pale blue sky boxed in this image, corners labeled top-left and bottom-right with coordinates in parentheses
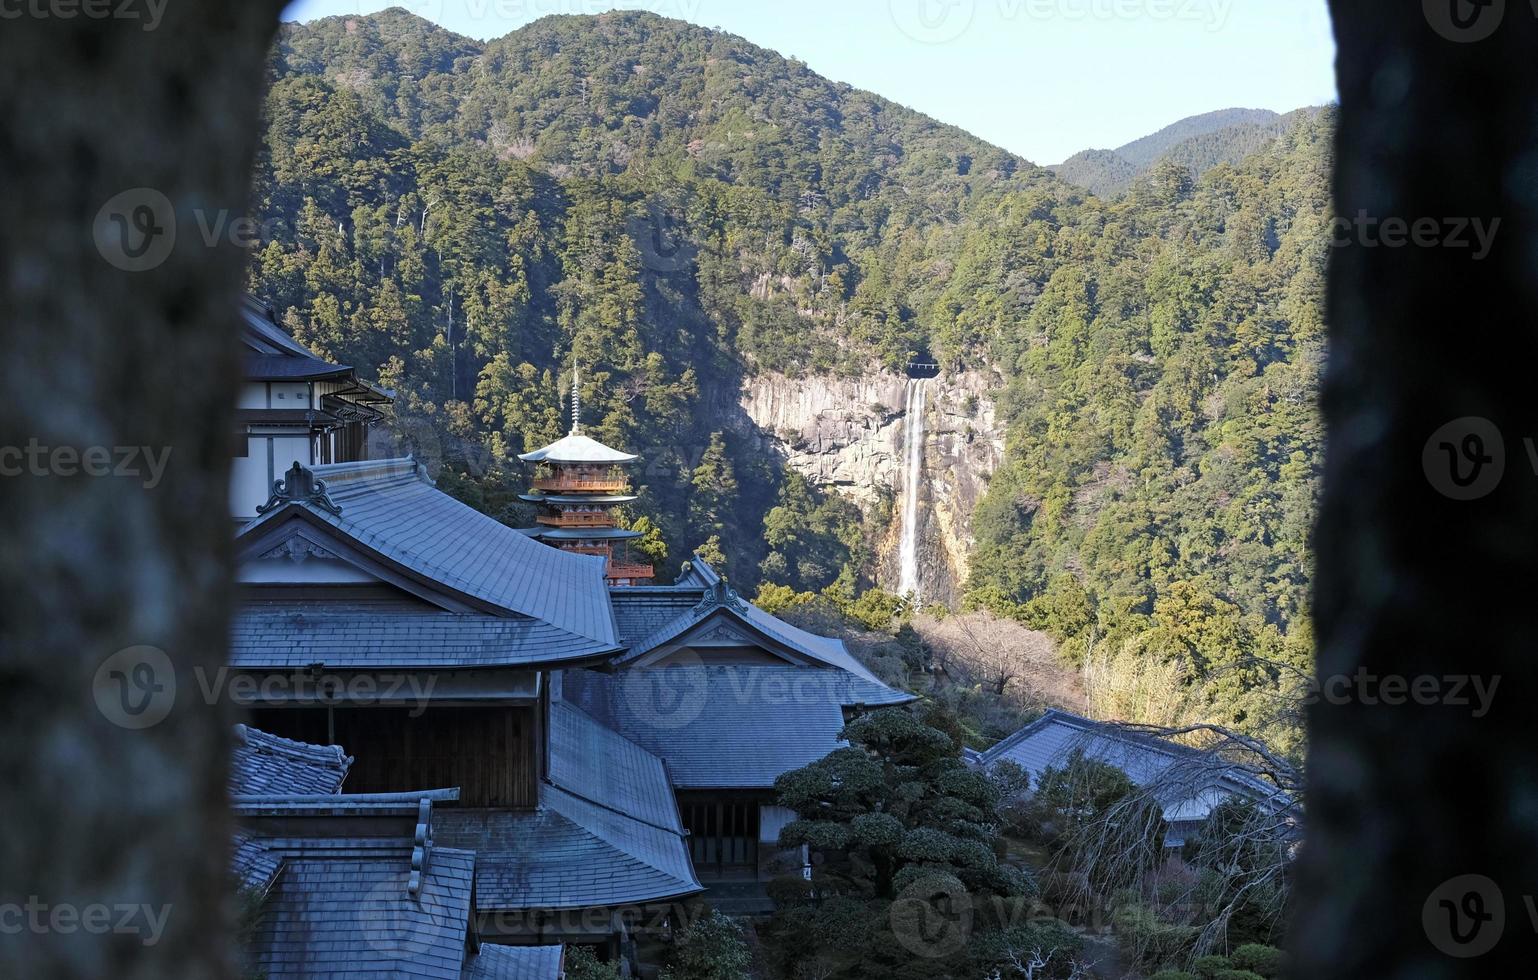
top-left (281, 0), bottom-right (1337, 165)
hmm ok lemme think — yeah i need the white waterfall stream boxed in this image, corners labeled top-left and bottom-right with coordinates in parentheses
top-left (898, 377), bottom-right (928, 599)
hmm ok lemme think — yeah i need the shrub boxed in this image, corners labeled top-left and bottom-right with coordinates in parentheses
top-left (1231, 944), bottom-right (1285, 978)
top-left (1112, 901), bottom-right (1198, 973)
top-left (563, 945), bottom-right (619, 980)
top-left (765, 874), bottom-right (816, 908)
top-left (1149, 972), bottom-right (1199, 980)
top-left (1192, 955), bottom-right (1231, 978)
top-left (1212, 971), bottom-right (1266, 980)
top-left (660, 910), bottom-right (752, 980)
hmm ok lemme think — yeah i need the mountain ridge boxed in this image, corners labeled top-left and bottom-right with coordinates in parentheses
top-left (1054, 105), bottom-right (1324, 196)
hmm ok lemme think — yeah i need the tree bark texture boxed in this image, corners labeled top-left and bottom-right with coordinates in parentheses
top-left (0, 3), bottom-right (283, 977)
top-left (1302, 2), bottom-right (1538, 975)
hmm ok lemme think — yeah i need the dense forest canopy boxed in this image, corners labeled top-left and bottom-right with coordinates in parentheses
top-left (250, 7), bottom-right (1329, 745)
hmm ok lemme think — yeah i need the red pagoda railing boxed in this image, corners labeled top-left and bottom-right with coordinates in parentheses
top-left (606, 561), bottom-right (654, 580)
top-left (536, 513), bottom-right (614, 528)
top-left (532, 475), bottom-right (629, 493)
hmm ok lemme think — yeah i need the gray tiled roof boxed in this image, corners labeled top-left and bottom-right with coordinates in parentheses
top-left (246, 839), bottom-right (475, 980)
top-left (241, 458), bottom-right (619, 648)
top-left (622, 600), bottom-right (910, 697)
top-left (462, 944), bottom-right (563, 980)
top-left (232, 832), bottom-right (285, 896)
top-left (549, 701), bottom-right (683, 834)
top-left (564, 666), bottom-right (869, 790)
top-left (230, 723), bottom-right (352, 796)
top-left (432, 700), bottom-right (697, 911)
top-left (432, 711), bottom-right (697, 911)
top-left (609, 588), bottom-right (706, 646)
top-left (611, 562), bottom-right (905, 696)
top-left (433, 794), bottom-right (700, 911)
top-left (231, 602), bottom-right (609, 670)
top-left (975, 709), bottom-right (1287, 822)
top-left (242, 296), bottom-right (334, 360)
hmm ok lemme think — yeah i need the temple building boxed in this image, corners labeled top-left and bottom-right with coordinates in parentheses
top-left (517, 370), bottom-right (653, 586)
top-left (227, 305), bottom-right (914, 972)
top-left (232, 296), bottom-right (392, 518)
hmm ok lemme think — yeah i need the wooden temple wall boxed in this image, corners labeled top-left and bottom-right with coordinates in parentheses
top-left (249, 704), bottom-right (540, 808)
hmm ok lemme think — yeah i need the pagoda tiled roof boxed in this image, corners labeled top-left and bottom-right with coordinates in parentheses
top-left (517, 432), bottom-right (637, 464)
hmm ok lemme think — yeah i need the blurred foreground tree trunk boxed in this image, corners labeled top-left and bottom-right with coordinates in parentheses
top-left (1302, 2), bottom-right (1538, 974)
top-left (0, 3), bottom-right (283, 978)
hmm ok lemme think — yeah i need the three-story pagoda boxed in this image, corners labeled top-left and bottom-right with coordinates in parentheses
top-left (518, 370), bottom-right (654, 586)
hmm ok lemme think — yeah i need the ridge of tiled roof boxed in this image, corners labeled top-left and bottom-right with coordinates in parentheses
top-left (239, 458), bottom-right (621, 648)
top-left (613, 576), bottom-right (904, 695)
top-left (230, 724), bottom-right (352, 797)
top-left (232, 832), bottom-right (286, 897)
top-left (672, 554), bottom-right (722, 588)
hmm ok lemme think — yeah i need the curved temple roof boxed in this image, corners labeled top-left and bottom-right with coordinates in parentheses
top-left (517, 432), bottom-right (638, 465)
top-left (240, 457), bottom-right (620, 650)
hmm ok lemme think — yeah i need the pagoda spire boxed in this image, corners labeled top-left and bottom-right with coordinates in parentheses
top-left (570, 364), bottom-right (581, 435)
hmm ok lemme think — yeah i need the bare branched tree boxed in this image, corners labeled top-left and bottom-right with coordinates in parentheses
top-left (1043, 723), bottom-right (1300, 969)
top-left (985, 944), bottom-right (1090, 980)
top-left (915, 611), bottom-right (1074, 707)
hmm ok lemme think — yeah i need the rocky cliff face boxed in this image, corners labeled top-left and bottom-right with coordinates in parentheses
top-left (737, 369), bottom-right (1005, 605)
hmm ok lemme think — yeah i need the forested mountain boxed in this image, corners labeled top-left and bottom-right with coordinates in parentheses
top-left (1055, 107), bottom-right (1320, 197)
top-left (1116, 108), bottom-right (1282, 167)
top-left (251, 8), bottom-right (1331, 744)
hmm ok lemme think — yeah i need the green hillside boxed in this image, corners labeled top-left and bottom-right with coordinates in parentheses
top-left (250, 8), bottom-right (1333, 741)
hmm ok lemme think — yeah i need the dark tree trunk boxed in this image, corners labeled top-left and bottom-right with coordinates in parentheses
top-left (0, 4), bottom-right (282, 978)
top-left (1300, 2), bottom-right (1538, 974)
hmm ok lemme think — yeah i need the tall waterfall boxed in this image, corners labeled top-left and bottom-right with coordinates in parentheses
top-left (898, 377), bottom-right (928, 599)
